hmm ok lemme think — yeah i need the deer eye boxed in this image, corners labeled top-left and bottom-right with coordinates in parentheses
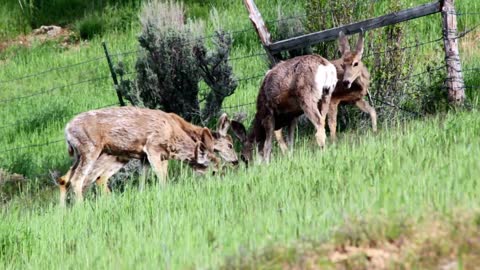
top-left (353, 62), bottom-right (359, 67)
top-left (228, 144), bottom-right (233, 149)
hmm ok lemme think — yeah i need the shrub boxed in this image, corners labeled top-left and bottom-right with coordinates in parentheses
top-left (75, 14), bottom-right (105, 40)
top-left (194, 9), bottom-right (238, 121)
top-left (117, 1), bottom-right (237, 123)
top-left (18, 0), bottom-right (142, 29)
top-left (273, 6), bottom-right (312, 61)
top-left (305, 0), bottom-right (357, 59)
top-left (303, 0), bottom-right (445, 128)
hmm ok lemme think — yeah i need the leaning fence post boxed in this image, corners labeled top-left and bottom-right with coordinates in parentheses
top-left (441, 0), bottom-right (465, 105)
top-left (102, 41), bottom-right (125, 106)
top-left (243, 0), bottom-right (279, 67)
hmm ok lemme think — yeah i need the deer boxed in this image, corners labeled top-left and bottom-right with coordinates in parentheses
top-left (231, 54), bottom-right (337, 164)
top-left (57, 107), bottom-right (238, 206)
top-left (274, 31), bottom-right (377, 153)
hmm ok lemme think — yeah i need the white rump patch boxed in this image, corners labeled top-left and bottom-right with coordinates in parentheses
top-left (314, 63), bottom-right (338, 98)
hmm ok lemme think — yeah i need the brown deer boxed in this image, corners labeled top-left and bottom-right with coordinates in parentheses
top-left (57, 107), bottom-right (238, 205)
top-left (231, 55), bottom-right (337, 164)
top-left (274, 31), bottom-right (377, 152)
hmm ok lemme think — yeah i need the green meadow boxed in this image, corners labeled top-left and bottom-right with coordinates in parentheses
top-left (0, 0), bottom-right (479, 268)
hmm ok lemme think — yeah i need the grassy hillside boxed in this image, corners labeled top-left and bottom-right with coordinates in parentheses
top-left (1, 111), bottom-right (480, 269)
top-left (0, 0), bottom-right (479, 269)
top-left (0, 0), bottom-right (479, 179)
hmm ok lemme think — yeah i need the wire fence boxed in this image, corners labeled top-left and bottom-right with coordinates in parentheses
top-left (0, 3), bottom-right (478, 162)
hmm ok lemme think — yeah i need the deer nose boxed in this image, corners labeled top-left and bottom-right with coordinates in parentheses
top-left (232, 160), bottom-right (239, 166)
top-left (343, 80), bottom-right (351, 88)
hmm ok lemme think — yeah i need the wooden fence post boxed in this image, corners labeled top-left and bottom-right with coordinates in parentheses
top-left (441, 0), bottom-right (465, 105)
top-left (102, 41), bottom-right (126, 106)
top-left (243, 0), bottom-right (279, 67)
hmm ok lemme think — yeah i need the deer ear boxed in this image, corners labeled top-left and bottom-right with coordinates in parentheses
top-left (338, 31), bottom-right (350, 55)
top-left (355, 30), bottom-right (364, 58)
top-left (195, 143), bottom-right (209, 165)
top-left (216, 113), bottom-right (231, 136)
top-left (231, 121), bottom-right (247, 143)
top-left (201, 128), bottom-right (214, 152)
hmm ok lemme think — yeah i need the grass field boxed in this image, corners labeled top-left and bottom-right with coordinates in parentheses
top-left (1, 0), bottom-right (480, 269)
top-left (1, 111), bottom-right (480, 269)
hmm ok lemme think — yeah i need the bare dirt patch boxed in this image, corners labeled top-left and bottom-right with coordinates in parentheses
top-left (0, 25), bottom-right (78, 53)
top-left (221, 214), bottom-right (480, 270)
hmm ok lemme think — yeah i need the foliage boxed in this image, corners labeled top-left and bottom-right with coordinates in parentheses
top-left (0, 0), bottom-right (479, 268)
top-left (1, 112), bottom-right (480, 268)
top-left (118, 1), bottom-right (237, 123)
top-left (305, 0), bottom-right (357, 59)
top-left (194, 20), bottom-right (238, 121)
top-left (117, 0), bottom-right (202, 121)
top-left (23, 0), bottom-right (142, 28)
top-left (75, 14), bottom-right (105, 40)
top-left (273, 6), bottom-right (312, 61)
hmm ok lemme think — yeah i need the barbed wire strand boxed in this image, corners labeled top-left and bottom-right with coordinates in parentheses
top-left (0, 71), bottom-right (136, 104)
top-left (0, 76), bottom-right (110, 104)
top-left (0, 56), bottom-right (105, 85)
top-left (0, 102), bottom-right (120, 131)
top-left (0, 139), bottom-right (65, 155)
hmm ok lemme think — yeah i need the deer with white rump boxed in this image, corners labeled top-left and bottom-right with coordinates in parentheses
top-left (57, 107), bottom-right (238, 206)
top-left (275, 31), bottom-right (377, 153)
top-left (231, 55), bottom-right (337, 164)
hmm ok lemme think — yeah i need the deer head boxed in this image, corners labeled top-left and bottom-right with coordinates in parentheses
top-left (338, 30), bottom-right (365, 89)
top-left (191, 128), bottom-right (218, 170)
top-left (211, 113), bottom-right (239, 166)
top-left (231, 120), bottom-right (254, 166)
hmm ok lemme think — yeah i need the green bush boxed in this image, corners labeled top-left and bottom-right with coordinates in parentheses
top-left (75, 14), bottom-right (105, 40)
top-left (16, 0), bottom-right (142, 29)
top-left (117, 1), bottom-right (237, 123)
top-left (104, 5), bottom-right (139, 31)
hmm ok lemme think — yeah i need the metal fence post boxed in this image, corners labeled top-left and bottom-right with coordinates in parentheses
top-left (102, 41), bottom-right (126, 106)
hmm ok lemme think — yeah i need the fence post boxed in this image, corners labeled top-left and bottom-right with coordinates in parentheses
top-left (243, 0), bottom-right (279, 67)
top-left (441, 0), bottom-right (465, 105)
top-left (102, 41), bottom-right (126, 106)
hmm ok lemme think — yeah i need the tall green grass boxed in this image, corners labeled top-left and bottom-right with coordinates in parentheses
top-left (0, 0), bottom-right (479, 268)
top-left (1, 111), bottom-right (480, 269)
top-left (0, 0), bottom-right (478, 179)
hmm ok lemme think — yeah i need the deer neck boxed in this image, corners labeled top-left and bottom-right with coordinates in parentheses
top-left (168, 135), bottom-right (197, 162)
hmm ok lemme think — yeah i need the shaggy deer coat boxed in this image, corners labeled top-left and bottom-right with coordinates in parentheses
top-left (232, 55), bottom-right (337, 163)
top-left (58, 107), bottom-right (238, 205)
top-left (275, 31), bottom-right (377, 152)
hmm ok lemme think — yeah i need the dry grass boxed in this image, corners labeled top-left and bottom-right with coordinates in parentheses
top-left (460, 32), bottom-right (480, 60)
top-left (222, 212), bottom-right (480, 270)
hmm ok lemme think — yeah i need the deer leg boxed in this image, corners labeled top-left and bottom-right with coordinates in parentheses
top-left (355, 99), bottom-right (377, 133)
top-left (95, 163), bottom-right (127, 194)
top-left (261, 115), bottom-right (275, 163)
top-left (144, 145), bottom-right (168, 186)
top-left (58, 168), bottom-right (72, 207)
top-left (328, 99), bottom-right (340, 142)
top-left (77, 154), bottom-right (117, 194)
top-left (301, 96), bottom-right (329, 149)
top-left (274, 129), bottom-right (288, 155)
top-left (93, 155), bottom-right (128, 194)
top-left (58, 152), bottom-right (82, 207)
top-left (286, 117), bottom-right (298, 151)
top-left (70, 148), bottom-right (102, 203)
